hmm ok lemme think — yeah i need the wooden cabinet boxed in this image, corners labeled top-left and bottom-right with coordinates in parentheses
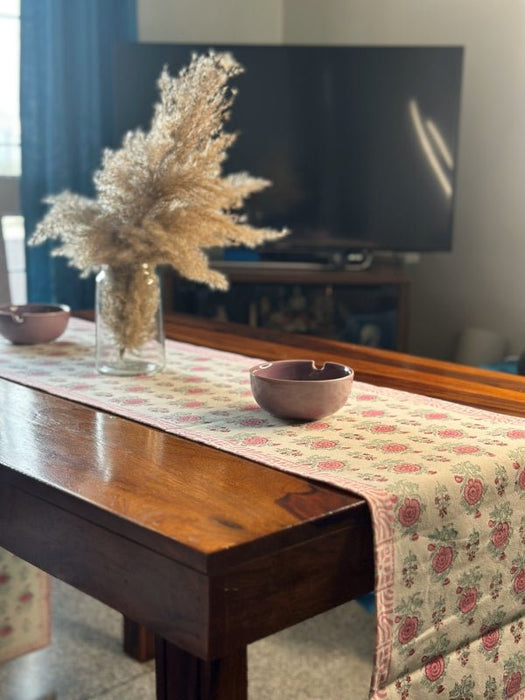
top-left (164, 262), bottom-right (410, 351)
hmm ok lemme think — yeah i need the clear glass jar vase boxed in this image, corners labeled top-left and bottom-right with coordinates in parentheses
top-left (95, 263), bottom-right (165, 376)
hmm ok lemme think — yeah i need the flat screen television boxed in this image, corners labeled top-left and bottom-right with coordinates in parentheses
top-left (113, 43), bottom-right (464, 264)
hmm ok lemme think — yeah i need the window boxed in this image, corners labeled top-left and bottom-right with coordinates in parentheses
top-left (0, 1), bottom-right (24, 303)
top-left (2, 214), bottom-right (25, 302)
top-left (0, 0), bottom-right (21, 176)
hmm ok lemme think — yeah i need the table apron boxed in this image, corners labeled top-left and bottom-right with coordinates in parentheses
top-left (0, 481), bottom-right (374, 660)
top-left (0, 480), bottom-right (212, 657)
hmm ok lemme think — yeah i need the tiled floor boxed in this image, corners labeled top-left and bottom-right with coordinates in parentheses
top-left (0, 578), bottom-right (155, 700)
top-left (0, 577), bottom-right (375, 699)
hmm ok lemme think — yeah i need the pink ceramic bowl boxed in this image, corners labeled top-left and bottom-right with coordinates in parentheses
top-left (250, 359), bottom-right (354, 421)
top-left (0, 304), bottom-right (71, 344)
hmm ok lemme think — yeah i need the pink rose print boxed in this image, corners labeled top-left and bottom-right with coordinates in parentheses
top-left (0, 625), bottom-right (13, 638)
top-left (518, 470), bottom-right (525, 491)
top-left (0, 573), bottom-right (10, 585)
top-left (491, 522), bottom-right (510, 549)
top-left (311, 440), bottom-right (338, 449)
top-left (318, 460), bottom-right (345, 471)
top-left (438, 429), bottom-right (463, 438)
top-left (398, 498), bottom-right (421, 527)
top-left (425, 413), bottom-right (448, 420)
top-left (241, 418), bottom-right (264, 427)
top-left (453, 445), bottom-right (480, 455)
top-left (382, 443), bottom-right (408, 453)
top-left (424, 655), bottom-right (445, 682)
top-left (361, 410), bottom-right (384, 417)
top-left (242, 436), bottom-right (269, 446)
top-left (482, 628), bottom-right (500, 651)
top-left (181, 401), bottom-right (204, 408)
top-left (393, 463), bottom-right (421, 473)
top-left (398, 616), bottom-right (419, 645)
top-left (513, 569), bottom-right (525, 594)
top-left (371, 424), bottom-right (396, 433)
top-left (458, 587), bottom-right (478, 614)
top-left (177, 415), bottom-right (200, 423)
top-left (18, 591), bottom-right (33, 604)
top-left (306, 422), bottom-right (330, 429)
top-left (432, 546), bottom-right (453, 574)
top-left (463, 478), bottom-right (484, 506)
top-left (507, 429), bottom-right (525, 439)
top-left (506, 672), bottom-right (522, 697)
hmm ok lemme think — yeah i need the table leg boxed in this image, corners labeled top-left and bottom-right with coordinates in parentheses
top-left (123, 616), bottom-right (156, 661)
top-left (155, 636), bottom-right (248, 700)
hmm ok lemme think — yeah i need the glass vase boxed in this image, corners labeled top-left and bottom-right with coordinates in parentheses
top-left (95, 263), bottom-right (165, 376)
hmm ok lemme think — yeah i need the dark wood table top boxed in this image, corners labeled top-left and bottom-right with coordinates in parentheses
top-left (1, 313), bottom-right (524, 697)
top-left (166, 312), bottom-right (525, 416)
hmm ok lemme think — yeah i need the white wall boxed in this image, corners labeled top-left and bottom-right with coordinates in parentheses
top-left (138, 0), bottom-right (283, 43)
top-left (138, 0), bottom-right (525, 360)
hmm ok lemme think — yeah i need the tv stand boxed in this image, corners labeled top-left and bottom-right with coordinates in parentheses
top-left (166, 261), bottom-right (410, 351)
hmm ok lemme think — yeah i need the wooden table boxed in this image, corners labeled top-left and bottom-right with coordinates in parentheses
top-left (1, 314), bottom-right (524, 699)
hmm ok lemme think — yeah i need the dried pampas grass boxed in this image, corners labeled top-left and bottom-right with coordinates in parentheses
top-left (30, 51), bottom-right (287, 288)
top-left (97, 264), bottom-right (161, 354)
top-left (30, 50), bottom-right (288, 351)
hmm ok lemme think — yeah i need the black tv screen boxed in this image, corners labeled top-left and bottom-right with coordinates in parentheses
top-left (113, 43), bottom-right (464, 257)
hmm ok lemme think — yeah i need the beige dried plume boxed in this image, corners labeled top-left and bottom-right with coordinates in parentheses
top-left (30, 50), bottom-right (288, 291)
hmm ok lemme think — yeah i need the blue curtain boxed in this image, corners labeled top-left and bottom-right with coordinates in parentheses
top-left (20, 0), bottom-right (137, 308)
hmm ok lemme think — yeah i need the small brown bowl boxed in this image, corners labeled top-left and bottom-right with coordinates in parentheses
top-left (250, 359), bottom-right (354, 421)
top-left (0, 304), bottom-right (71, 344)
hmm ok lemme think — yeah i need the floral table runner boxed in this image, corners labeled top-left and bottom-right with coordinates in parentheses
top-left (1, 318), bottom-right (525, 698)
top-left (0, 550), bottom-right (50, 664)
